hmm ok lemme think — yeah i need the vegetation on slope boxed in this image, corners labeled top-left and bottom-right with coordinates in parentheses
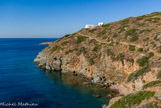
top-left (110, 91), bottom-right (155, 108)
top-left (76, 36), bottom-right (88, 44)
top-left (127, 66), bottom-right (151, 82)
top-left (157, 70), bottom-right (161, 79)
top-left (143, 80), bottom-right (161, 89)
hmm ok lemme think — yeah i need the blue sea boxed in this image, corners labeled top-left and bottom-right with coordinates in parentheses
top-left (0, 38), bottom-right (110, 108)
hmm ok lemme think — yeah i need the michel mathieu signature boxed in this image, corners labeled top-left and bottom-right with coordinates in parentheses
top-left (0, 102), bottom-right (39, 107)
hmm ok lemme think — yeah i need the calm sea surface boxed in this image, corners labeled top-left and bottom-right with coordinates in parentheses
top-left (0, 38), bottom-right (110, 108)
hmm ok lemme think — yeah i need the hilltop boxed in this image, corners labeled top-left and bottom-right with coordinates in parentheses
top-left (34, 12), bottom-right (161, 108)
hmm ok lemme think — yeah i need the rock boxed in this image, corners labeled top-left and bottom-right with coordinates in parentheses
top-left (39, 42), bottom-right (51, 45)
top-left (154, 92), bottom-right (161, 101)
top-left (92, 77), bottom-right (100, 83)
top-left (94, 94), bottom-right (102, 98)
top-left (107, 94), bottom-right (113, 98)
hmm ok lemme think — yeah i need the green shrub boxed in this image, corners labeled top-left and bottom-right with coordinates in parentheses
top-left (116, 42), bottom-right (119, 45)
top-left (61, 41), bottom-right (68, 46)
top-left (136, 15), bottom-right (146, 20)
top-left (110, 91), bottom-right (155, 108)
top-left (52, 46), bottom-right (59, 52)
top-left (152, 17), bottom-right (161, 23)
top-left (130, 36), bottom-right (138, 42)
top-left (146, 52), bottom-right (154, 58)
top-left (153, 17), bottom-right (161, 20)
top-left (125, 29), bottom-right (138, 41)
top-left (107, 48), bottom-right (113, 56)
top-left (154, 35), bottom-right (159, 41)
top-left (109, 42), bottom-right (114, 46)
top-left (145, 18), bottom-right (153, 22)
top-left (119, 27), bottom-right (126, 33)
top-left (158, 45), bottom-right (161, 53)
top-left (127, 66), bottom-right (150, 82)
top-left (138, 23), bottom-right (146, 26)
top-left (126, 58), bottom-right (134, 63)
top-left (143, 37), bottom-right (149, 41)
top-left (89, 29), bottom-right (97, 33)
top-left (80, 47), bottom-right (86, 54)
top-left (101, 29), bottom-right (107, 35)
top-left (145, 17), bottom-right (160, 23)
top-left (92, 44), bottom-right (100, 52)
top-left (113, 33), bottom-right (118, 38)
top-left (137, 48), bottom-right (143, 52)
top-left (143, 80), bottom-right (161, 89)
top-left (125, 29), bottom-right (137, 38)
top-left (102, 24), bottom-right (110, 27)
top-left (65, 49), bottom-right (75, 54)
top-left (64, 34), bottom-right (70, 37)
top-left (97, 29), bottom-right (108, 37)
top-left (140, 29), bottom-right (151, 34)
top-left (89, 39), bottom-right (97, 43)
top-left (151, 41), bottom-right (156, 48)
top-left (129, 45), bottom-right (136, 51)
top-left (136, 56), bottom-right (149, 67)
top-left (116, 53), bottom-right (124, 61)
top-left (157, 70), bottom-right (161, 79)
top-left (89, 58), bottom-right (95, 65)
top-left (99, 53), bottom-right (102, 58)
top-left (121, 18), bottom-right (130, 24)
top-left (151, 12), bottom-right (161, 15)
top-left (76, 36), bottom-right (88, 44)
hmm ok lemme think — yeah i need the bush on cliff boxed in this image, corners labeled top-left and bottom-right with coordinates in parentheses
top-left (110, 91), bottom-right (155, 108)
top-left (61, 41), bottom-right (68, 46)
top-left (52, 46), bottom-right (59, 52)
top-left (146, 52), bottom-right (154, 58)
top-left (143, 80), bottom-right (161, 89)
top-left (76, 36), bottom-right (88, 44)
top-left (125, 28), bottom-right (137, 36)
top-left (127, 66), bottom-right (150, 82)
top-left (129, 45), bottom-right (136, 51)
top-left (139, 29), bottom-right (151, 34)
top-left (136, 56), bottom-right (149, 67)
top-left (116, 53), bottom-right (124, 61)
top-left (137, 48), bottom-right (143, 52)
top-left (158, 45), bottom-right (161, 53)
top-left (157, 70), bottom-right (161, 79)
top-left (92, 44), bottom-right (100, 52)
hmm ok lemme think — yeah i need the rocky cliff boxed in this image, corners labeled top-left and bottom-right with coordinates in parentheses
top-left (34, 12), bottom-right (161, 108)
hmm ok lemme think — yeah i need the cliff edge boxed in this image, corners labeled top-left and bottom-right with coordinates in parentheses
top-left (34, 12), bottom-right (161, 108)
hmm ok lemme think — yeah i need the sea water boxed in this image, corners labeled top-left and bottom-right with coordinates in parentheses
top-left (0, 38), bottom-right (110, 108)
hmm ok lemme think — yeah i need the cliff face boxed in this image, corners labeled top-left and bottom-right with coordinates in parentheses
top-left (34, 12), bottom-right (161, 107)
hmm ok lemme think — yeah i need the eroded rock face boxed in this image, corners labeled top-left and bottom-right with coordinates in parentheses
top-left (34, 47), bottom-right (140, 87)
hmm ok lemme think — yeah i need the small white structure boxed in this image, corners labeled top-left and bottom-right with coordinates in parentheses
top-left (85, 22), bottom-right (104, 28)
top-left (98, 22), bottom-right (104, 26)
top-left (85, 24), bottom-right (95, 28)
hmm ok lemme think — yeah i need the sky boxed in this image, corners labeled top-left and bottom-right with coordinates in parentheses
top-left (0, 0), bottom-right (161, 38)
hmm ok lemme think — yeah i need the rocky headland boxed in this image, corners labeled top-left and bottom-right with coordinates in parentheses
top-left (34, 12), bottom-right (161, 108)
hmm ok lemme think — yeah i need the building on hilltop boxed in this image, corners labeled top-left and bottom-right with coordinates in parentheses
top-left (85, 22), bottom-right (104, 28)
top-left (85, 24), bottom-right (95, 28)
top-left (98, 22), bottom-right (104, 26)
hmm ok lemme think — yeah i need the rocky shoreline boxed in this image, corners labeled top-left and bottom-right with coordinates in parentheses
top-left (35, 57), bottom-right (119, 98)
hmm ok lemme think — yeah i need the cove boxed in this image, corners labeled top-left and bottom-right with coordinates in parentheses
top-left (0, 38), bottom-right (110, 108)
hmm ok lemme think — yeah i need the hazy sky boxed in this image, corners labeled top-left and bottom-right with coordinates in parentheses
top-left (0, 0), bottom-right (161, 38)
